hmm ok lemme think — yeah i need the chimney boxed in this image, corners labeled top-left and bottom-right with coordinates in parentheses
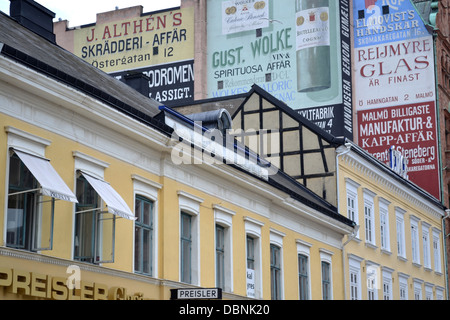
top-left (122, 73), bottom-right (151, 98)
top-left (10, 0), bottom-right (56, 43)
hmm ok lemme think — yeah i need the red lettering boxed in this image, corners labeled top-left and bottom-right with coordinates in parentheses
top-left (173, 12), bottom-right (182, 26)
top-left (87, 28), bottom-right (95, 42)
top-left (134, 20), bottom-right (143, 34)
top-left (102, 26), bottom-right (111, 40)
top-left (121, 22), bottom-right (130, 35)
top-left (146, 17), bottom-right (154, 31)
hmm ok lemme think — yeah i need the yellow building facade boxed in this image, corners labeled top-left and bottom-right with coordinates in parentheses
top-left (0, 8), bottom-right (355, 300)
top-left (337, 143), bottom-right (447, 300)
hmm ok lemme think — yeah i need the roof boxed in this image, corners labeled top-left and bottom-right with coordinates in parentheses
top-left (0, 11), bottom-right (172, 135)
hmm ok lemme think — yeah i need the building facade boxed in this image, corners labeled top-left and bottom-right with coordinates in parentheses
top-left (337, 142), bottom-right (446, 300)
top-left (173, 83), bottom-right (448, 300)
top-left (0, 2), bottom-right (355, 300)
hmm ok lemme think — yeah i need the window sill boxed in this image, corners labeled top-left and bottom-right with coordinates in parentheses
top-left (380, 249), bottom-right (392, 256)
top-left (397, 256), bottom-right (407, 262)
top-left (365, 242), bottom-right (377, 250)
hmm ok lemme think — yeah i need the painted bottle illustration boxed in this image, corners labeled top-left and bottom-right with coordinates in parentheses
top-left (295, 0), bottom-right (331, 93)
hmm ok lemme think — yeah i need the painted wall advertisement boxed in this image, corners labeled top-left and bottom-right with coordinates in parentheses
top-left (353, 0), bottom-right (440, 199)
top-left (73, 7), bottom-right (195, 105)
top-left (207, 0), bottom-right (353, 139)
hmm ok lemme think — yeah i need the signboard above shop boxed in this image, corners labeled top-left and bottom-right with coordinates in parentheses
top-left (170, 288), bottom-right (222, 300)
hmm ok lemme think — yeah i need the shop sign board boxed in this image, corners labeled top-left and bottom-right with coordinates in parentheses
top-left (206, 0), bottom-right (353, 139)
top-left (170, 288), bottom-right (223, 300)
top-left (353, 0), bottom-right (440, 199)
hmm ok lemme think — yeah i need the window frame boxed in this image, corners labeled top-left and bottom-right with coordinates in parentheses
top-left (178, 191), bottom-right (203, 286)
top-left (296, 239), bottom-right (312, 300)
top-left (320, 249), bottom-right (333, 300)
top-left (432, 228), bottom-right (442, 273)
top-left (379, 198), bottom-right (391, 252)
top-left (422, 223), bottom-right (431, 269)
top-left (74, 173), bottom-right (116, 264)
top-left (132, 174), bottom-right (161, 278)
top-left (396, 208), bottom-right (406, 260)
top-left (410, 216), bottom-right (420, 265)
top-left (6, 152), bottom-right (56, 252)
top-left (214, 205), bottom-right (234, 293)
top-left (345, 178), bottom-right (360, 239)
top-left (244, 217), bottom-right (264, 299)
top-left (216, 224), bottom-right (225, 290)
top-left (180, 211), bottom-right (192, 284)
top-left (363, 189), bottom-right (376, 246)
top-left (134, 195), bottom-right (154, 276)
top-left (270, 244), bottom-right (282, 300)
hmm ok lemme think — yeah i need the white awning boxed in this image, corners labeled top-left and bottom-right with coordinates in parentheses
top-left (13, 149), bottom-right (78, 203)
top-left (81, 172), bottom-right (135, 220)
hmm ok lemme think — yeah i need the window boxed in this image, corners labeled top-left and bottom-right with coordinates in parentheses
top-left (270, 229), bottom-right (284, 300)
top-left (367, 264), bottom-right (379, 300)
top-left (270, 244), bottom-right (282, 300)
top-left (214, 205), bottom-right (234, 292)
top-left (132, 174), bottom-right (161, 278)
top-left (383, 282), bottom-right (391, 300)
top-left (348, 255), bottom-right (362, 300)
top-left (298, 254), bottom-right (309, 300)
top-left (180, 212), bottom-right (192, 284)
top-left (73, 153), bottom-right (134, 264)
top-left (7, 152), bottom-right (39, 250)
top-left (425, 284), bottom-right (433, 300)
top-left (245, 217), bottom-right (263, 299)
top-left (134, 196), bottom-right (153, 275)
top-left (398, 274), bottom-right (409, 300)
top-left (321, 262), bottom-right (331, 300)
top-left (433, 229), bottom-right (442, 273)
top-left (247, 236), bottom-right (255, 270)
top-left (216, 224), bottom-right (225, 290)
top-left (296, 240), bottom-right (312, 300)
top-left (74, 174), bottom-right (100, 263)
top-left (422, 224), bottom-right (431, 269)
top-left (379, 198), bottom-right (390, 252)
top-left (396, 208), bottom-right (406, 259)
top-left (7, 147), bottom-right (76, 252)
top-left (350, 271), bottom-right (359, 300)
top-left (436, 287), bottom-right (444, 300)
top-left (320, 249), bottom-right (333, 300)
top-left (410, 216), bottom-right (420, 265)
top-left (382, 268), bottom-right (393, 300)
top-left (414, 279), bottom-right (423, 300)
top-left (363, 189), bottom-right (375, 246)
top-left (178, 191), bottom-right (203, 286)
top-left (346, 179), bottom-right (360, 238)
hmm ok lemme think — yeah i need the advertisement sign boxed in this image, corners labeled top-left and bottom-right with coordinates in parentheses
top-left (246, 269), bottom-right (255, 298)
top-left (207, 0), bottom-right (353, 139)
top-left (358, 102), bottom-right (439, 199)
top-left (222, 0), bottom-right (270, 34)
top-left (72, 7), bottom-right (195, 105)
top-left (112, 60), bottom-right (194, 105)
top-left (353, 0), bottom-right (440, 199)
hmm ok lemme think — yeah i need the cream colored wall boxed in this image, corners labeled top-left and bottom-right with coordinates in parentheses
top-left (338, 154), bottom-right (446, 299)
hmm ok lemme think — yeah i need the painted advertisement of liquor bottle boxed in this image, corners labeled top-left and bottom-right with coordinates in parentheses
top-left (295, 0), bottom-right (331, 92)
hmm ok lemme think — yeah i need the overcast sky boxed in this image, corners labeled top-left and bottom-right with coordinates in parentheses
top-left (0, 0), bottom-right (181, 27)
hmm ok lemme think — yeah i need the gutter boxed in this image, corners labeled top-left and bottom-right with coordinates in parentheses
top-left (444, 209), bottom-right (450, 300)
